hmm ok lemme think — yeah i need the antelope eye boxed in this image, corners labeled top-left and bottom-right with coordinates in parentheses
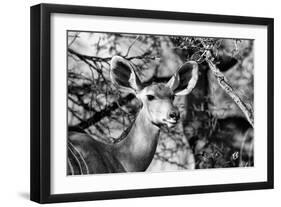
top-left (147, 95), bottom-right (155, 101)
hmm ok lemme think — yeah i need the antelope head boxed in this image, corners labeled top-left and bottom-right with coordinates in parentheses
top-left (110, 56), bottom-right (198, 128)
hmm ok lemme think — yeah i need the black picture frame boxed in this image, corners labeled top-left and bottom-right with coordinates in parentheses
top-left (30, 3), bottom-right (274, 204)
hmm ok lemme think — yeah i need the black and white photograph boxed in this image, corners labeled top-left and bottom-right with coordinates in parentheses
top-left (28, 2), bottom-right (274, 204)
top-left (67, 31), bottom-right (254, 175)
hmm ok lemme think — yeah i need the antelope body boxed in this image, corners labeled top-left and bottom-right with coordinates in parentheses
top-left (67, 56), bottom-right (198, 175)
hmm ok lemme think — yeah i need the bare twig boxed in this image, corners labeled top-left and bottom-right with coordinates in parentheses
top-left (124, 35), bottom-right (140, 57)
top-left (154, 154), bottom-right (188, 169)
top-left (68, 32), bottom-right (80, 47)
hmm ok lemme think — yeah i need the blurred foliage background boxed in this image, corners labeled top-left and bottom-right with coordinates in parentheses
top-left (67, 31), bottom-right (254, 171)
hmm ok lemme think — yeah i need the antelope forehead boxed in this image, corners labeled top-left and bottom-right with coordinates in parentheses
top-left (146, 83), bottom-right (173, 98)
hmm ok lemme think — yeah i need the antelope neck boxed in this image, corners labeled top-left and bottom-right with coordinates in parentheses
top-left (113, 107), bottom-right (160, 172)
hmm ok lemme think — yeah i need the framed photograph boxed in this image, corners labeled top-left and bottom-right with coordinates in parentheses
top-left (30, 3), bottom-right (274, 203)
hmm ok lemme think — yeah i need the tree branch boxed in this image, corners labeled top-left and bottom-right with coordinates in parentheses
top-left (68, 48), bottom-right (111, 63)
top-left (205, 54), bottom-right (254, 128)
top-left (68, 93), bottom-right (136, 132)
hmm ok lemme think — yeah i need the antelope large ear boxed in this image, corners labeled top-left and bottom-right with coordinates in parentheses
top-left (110, 56), bottom-right (143, 94)
top-left (166, 61), bottom-right (198, 96)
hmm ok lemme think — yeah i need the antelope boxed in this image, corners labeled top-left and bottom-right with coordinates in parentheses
top-left (67, 56), bottom-right (198, 175)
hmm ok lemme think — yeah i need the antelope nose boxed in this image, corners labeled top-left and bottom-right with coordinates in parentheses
top-left (169, 110), bottom-right (180, 120)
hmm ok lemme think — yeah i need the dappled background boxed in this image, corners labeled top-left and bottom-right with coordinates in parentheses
top-left (67, 31), bottom-right (254, 172)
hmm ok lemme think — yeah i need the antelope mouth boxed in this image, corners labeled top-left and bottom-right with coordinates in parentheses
top-left (163, 119), bottom-right (178, 127)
